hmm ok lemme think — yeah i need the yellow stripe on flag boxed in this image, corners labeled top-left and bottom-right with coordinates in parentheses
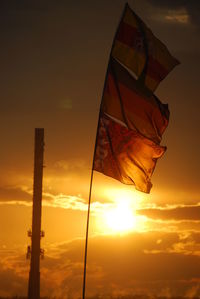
top-left (111, 4), bottom-right (179, 91)
top-left (112, 41), bottom-right (145, 78)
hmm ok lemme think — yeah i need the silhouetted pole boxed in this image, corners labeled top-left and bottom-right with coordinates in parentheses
top-left (28, 128), bottom-right (44, 299)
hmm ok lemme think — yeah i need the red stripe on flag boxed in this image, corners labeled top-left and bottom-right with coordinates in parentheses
top-left (116, 21), bottom-right (141, 49)
top-left (118, 81), bottom-right (168, 125)
top-left (104, 71), bottom-right (169, 143)
top-left (115, 21), bottom-right (169, 82)
top-left (147, 57), bottom-right (169, 81)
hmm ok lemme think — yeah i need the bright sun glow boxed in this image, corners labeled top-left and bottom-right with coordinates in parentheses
top-left (96, 188), bottom-right (147, 234)
top-left (105, 200), bottom-right (136, 233)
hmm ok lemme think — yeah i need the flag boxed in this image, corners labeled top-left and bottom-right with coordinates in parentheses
top-left (102, 58), bottom-right (169, 144)
top-left (94, 114), bottom-right (166, 193)
top-left (112, 3), bottom-right (179, 91)
top-left (92, 3), bottom-right (179, 193)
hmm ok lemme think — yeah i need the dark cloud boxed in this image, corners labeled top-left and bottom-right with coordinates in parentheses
top-left (0, 186), bottom-right (31, 202)
top-left (149, 0), bottom-right (200, 27)
top-left (37, 232), bottom-right (200, 297)
top-left (42, 233), bottom-right (200, 297)
top-left (2, 231), bottom-right (200, 297)
top-left (138, 205), bottom-right (200, 221)
top-left (0, 260), bottom-right (27, 297)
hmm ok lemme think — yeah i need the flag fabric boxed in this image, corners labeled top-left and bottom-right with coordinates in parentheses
top-left (94, 114), bottom-right (166, 193)
top-left (112, 4), bottom-right (179, 91)
top-left (102, 58), bottom-right (169, 144)
top-left (93, 3), bottom-right (179, 193)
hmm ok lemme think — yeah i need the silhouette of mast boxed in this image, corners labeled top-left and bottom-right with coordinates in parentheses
top-left (27, 128), bottom-right (45, 299)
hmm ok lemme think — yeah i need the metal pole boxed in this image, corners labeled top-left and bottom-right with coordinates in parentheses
top-left (28, 128), bottom-right (44, 299)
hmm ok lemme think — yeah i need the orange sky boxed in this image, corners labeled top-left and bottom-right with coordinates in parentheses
top-left (0, 0), bottom-right (200, 298)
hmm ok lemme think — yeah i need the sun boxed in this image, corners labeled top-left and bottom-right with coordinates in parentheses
top-left (95, 188), bottom-right (147, 234)
top-left (104, 200), bottom-right (136, 233)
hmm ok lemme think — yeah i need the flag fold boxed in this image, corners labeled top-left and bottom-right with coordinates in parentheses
top-left (102, 58), bottom-right (169, 144)
top-left (94, 114), bottom-right (166, 193)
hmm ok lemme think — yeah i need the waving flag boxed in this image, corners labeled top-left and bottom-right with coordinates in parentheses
top-left (112, 3), bottom-right (179, 91)
top-left (92, 3), bottom-right (179, 193)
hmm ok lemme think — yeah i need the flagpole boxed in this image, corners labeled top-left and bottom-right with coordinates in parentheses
top-left (82, 4), bottom-right (128, 299)
top-left (82, 85), bottom-right (103, 299)
top-left (82, 167), bottom-right (94, 299)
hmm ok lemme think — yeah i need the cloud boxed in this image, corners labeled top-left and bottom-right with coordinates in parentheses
top-left (138, 204), bottom-right (200, 221)
top-left (2, 232), bottom-right (200, 297)
top-left (164, 8), bottom-right (189, 24)
top-left (0, 186), bottom-right (32, 203)
top-left (42, 192), bottom-right (88, 211)
top-left (0, 267), bottom-right (26, 297)
top-left (149, 0), bottom-right (200, 27)
top-left (0, 181), bottom-right (114, 219)
top-left (185, 284), bottom-right (200, 298)
top-left (54, 159), bottom-right (87, 172)
top-left (0, 187), bottom-right (89, 212)
top-left (0, 256), bottom-right (28, 297)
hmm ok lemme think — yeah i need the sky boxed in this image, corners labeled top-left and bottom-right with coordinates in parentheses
top-left (0, 0), bottom-right (200, 298)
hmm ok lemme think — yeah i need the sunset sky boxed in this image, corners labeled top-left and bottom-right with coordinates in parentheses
top-left (0, 0), bottom-right (200, 298)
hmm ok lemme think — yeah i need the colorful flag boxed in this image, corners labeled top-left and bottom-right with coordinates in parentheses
top-left (93, 3), bottom-right (179, 193)
top-left (94, 114), bottom-right (166, 193)
top-left (112, 3), bottom-right (179, 91)
top-left (102, 58), bottom-right (169, 144)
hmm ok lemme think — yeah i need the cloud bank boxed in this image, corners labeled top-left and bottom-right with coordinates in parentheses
top-left (1, 231), bottom-right (200, 298)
